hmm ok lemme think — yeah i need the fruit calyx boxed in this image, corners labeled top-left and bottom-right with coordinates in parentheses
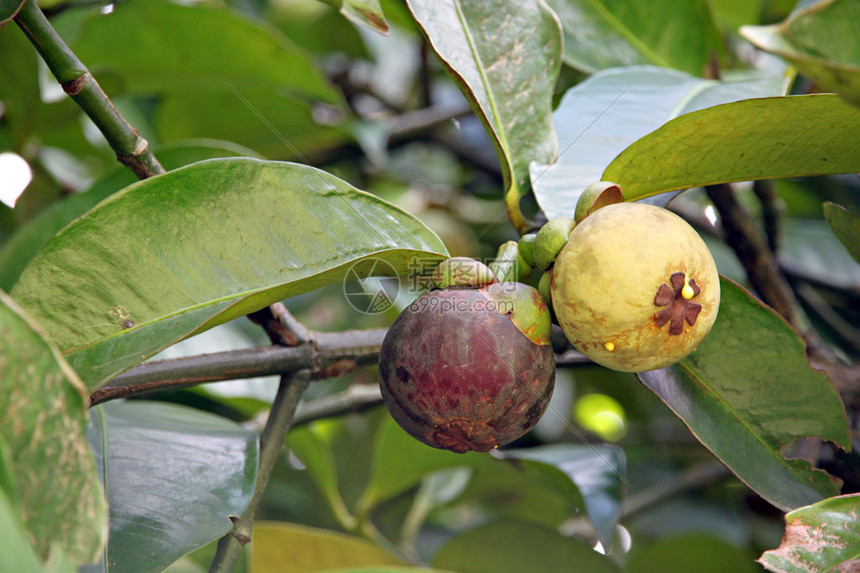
top-left (431, 418), bottom-right (497, 453)
top-left (431, 257), bottom-right (497, 289)
top-left (654, 272), bottom-right (703, 335)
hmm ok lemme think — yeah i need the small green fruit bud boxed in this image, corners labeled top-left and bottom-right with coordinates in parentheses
top-left (534, 217), bottom-right (576, 271)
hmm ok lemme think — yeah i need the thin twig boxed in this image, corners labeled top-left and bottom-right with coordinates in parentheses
top-left (209, 370), bottom-right (311, 573)
top-left (15, 0), bottom-right (164, 179)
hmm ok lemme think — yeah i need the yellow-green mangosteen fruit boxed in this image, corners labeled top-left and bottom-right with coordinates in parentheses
top-left (551, 202), bottom-right (720, 372)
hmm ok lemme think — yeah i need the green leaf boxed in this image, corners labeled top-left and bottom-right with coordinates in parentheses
top-left (358, 416), bottom-right (484, 512)
top-left (0, 18), bottom-right (40, 143)
top-left (0, 0), bottom-right (24, 24)
top-left (545, 0), bottom-right (725, 74)
top-left (250, 522), bottom-right (403, 573)
top-left (336, 0), bottom-right (389, 34)
top-left (357, 419), bottom-right (594, 532)
top-left (741, 0), bottom-right (860, 107)
top-left (406, 0), bottom-right (562, 232)
top-left (823, 202), bottom-right (860, 264)
top-left (628, 535), bottom-right (760, 573)
top-left (287, 425), bottom-right (358, 529)
top-left (325, 566), bottom-right (451, 573)
top-left (154, 86), bottom-right (349, 160)
top-left (758, 493), bottom-right (860, 572)
top-left (61, 0), bottom-right (339, 104)
top-left (11, 158), bottom-right (448, 389)
top-left (531, 66), bottom-right (787, 220)
top-left (780, 217), bottom-right (860, 289)
top-left (0, 291), bottom-right (107, 565)
top-left (603, 94), bottom-right (860, 201)
top-left (0, 139), bottom-right (262, 291)
top-left (432, 519), bottom-right (621, 573)
top-left (503, 444), bottom-right (625, 549)
top-left (637, 278), bottom-right (850, 512)
top-left (0, 438), bottom-right (57, 573)
top-left (82, 401), bottom-right (258, 573)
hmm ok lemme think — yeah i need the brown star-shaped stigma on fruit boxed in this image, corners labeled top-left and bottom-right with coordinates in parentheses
top-left (653, 272), bottom-right (702, 335)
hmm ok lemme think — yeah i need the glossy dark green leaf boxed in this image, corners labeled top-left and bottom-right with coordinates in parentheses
top-left (62, 0), bottom-right (339, 104)
top-left (823, 202), bottom-right (860, 264)
top-left (432, 519), bottom-right (621, 573)
top-left (82, 401), bottom-right (258, 573)
top-left (603, 95), bottom-right (860, 201)
top-left (0, 0), bottom-right (24, 24)
top-left (0, 291), bottom-right (107, 565)
top-left (628, 535), bottom-right (760, 573)
top-left (503, 444), bottom-right (625, 548)
top-left (11, 158), bottom-right (448, 389)
top-left (251, 522), bottom-right (404, 572)
top-left (406, 0), bottom-right (562, 232)
top-left (741, 0), bottom-right (860, 107)
top-left (638, 278), bottom-right (850, 512)
top-left (758, 493), bottom-right (860, 572)
top-left (531, 66), bottom-right (786, 220)
top-left (545, 0), bottom-right (724, 74)
top-left (0, 140), bottom-right (262, 291)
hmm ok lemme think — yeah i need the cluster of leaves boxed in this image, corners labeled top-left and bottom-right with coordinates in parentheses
top-left (1, 0), bottom-right (859, 572)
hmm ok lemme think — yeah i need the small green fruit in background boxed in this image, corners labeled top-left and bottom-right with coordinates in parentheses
top-left (533, 217), bottom-right (576, 270)
top-left (551, 202), bottom-right (720, 372)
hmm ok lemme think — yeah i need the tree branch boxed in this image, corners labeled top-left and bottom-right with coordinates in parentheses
top-left (14, 0), bottom-right (164, 179)
top-left (705, 184), bottom-right (819, 346)
top-left (87, 328), bottom-right (387, 406)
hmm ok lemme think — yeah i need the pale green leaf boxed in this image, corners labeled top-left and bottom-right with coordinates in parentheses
top-left (823, 202), bottom-right (860, 264)
top-left (0, 291), bottom-right (107, 565)
top-left (531, 66), bottom-right (787, 220)
top-left (603, 94), bottom-right (860, 201)
top-left (251, 522), bottom-right (403, 573)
